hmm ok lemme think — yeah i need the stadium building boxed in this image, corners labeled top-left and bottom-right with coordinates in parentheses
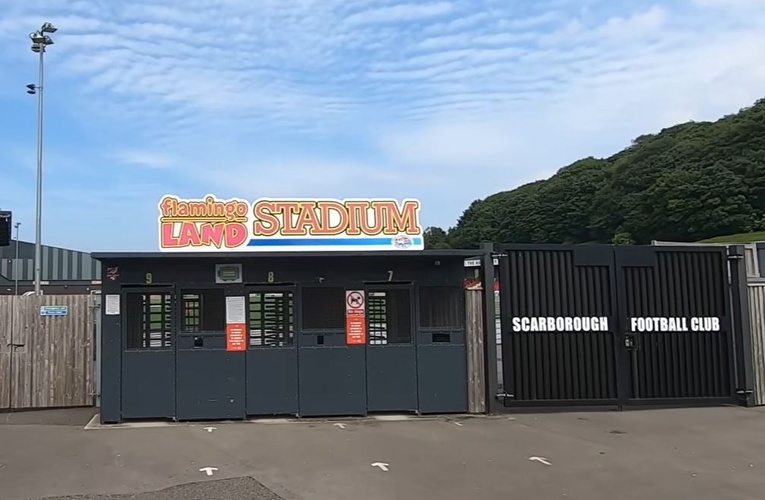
top-left (0, 239), bottom-right (101, 295)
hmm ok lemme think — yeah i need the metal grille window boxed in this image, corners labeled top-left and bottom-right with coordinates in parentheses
top-left (302, 287), bottom-right (344, 330)
top-left (182, 294), bottom-right (201, 332)
top-left (249, 291), bottom-right (295, 346)
top-left (180, 289), bottom-right (225, 332)
top-left (125, 293), bottom-right (172, 349)
top-left (368, 289), bottom-right (412, 345)
top-left (419, 286), bottom-right (462, 328)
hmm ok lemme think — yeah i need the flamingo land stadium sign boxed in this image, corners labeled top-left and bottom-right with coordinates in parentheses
top-left (158, 194), bottom-right (424, 252)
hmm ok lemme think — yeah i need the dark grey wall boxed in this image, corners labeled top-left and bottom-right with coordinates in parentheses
top-left (99, 254), bottom-right (464, 288)
top-left (0, 240), bottom-right (101, 282)
top-left (98, 254), bottom-right (468, 423)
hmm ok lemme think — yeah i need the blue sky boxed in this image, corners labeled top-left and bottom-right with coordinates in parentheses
top-left (1, 0), bottom-right (764, 252)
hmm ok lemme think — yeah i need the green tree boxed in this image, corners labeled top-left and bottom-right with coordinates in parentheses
top-left (447, 97), bottom-right (765, 246)
top-left (423, 227), bottom-right (451, 249)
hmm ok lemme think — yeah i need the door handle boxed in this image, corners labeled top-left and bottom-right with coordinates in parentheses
top-left (624, 334), bottom-right (638, 350)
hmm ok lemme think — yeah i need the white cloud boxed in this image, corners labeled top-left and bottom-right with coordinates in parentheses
top-left (113, 150), bottom-right (177, 169)
top-left (377, 119), bottom-right (516, 171)
top-left (692, 0), bottom-right (764, 9)
top-left (1, 0), bottom-right (765, 250)
top-left (344, 2), bottom-right (456, 25)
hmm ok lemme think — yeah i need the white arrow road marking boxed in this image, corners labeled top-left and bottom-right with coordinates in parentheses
top-left (199, 467), bottom-right (218, 476)
top-left (529, 456), bottom-right (551, 466)
top-left (334, 423), bottom-right (347, 429)
top-left (453, 422), bottom-right (464, 427)
top-left (204, 427), bottom-right (217, 433)
top-left (371, 462), bottom-right (390, 472)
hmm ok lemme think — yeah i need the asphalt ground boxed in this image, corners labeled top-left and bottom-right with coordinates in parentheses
top-left (1, 406), bottom-right (764, 500)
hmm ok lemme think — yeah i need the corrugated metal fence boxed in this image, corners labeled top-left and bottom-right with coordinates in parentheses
top-left (0, 295), bottom-right (96, 410)
top-left (747, 283), bottom-right (765, 406)
top-left (0, 246), bottom-right (101, 281)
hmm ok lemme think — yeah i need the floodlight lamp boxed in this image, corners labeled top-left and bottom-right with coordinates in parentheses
top-left (43, 35), bottom-right (54, 45)
top-left (41, 22), bottom-right (57, 33)
top-left (31, 43), bottom-right (42, 53)
top-left (30, 31), bottom-right (45, 44)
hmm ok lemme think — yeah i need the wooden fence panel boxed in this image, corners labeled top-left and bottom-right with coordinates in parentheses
top-left (0, 295), bottom-right (94, 410)
top-left (0, 297), bottom-right (11, 410)
top-left (748, 284), bottom-right (765, 406)
top-left (465, 289), bottom-right (486, 413)
top-left (12, 296), bottom-right (33, 409)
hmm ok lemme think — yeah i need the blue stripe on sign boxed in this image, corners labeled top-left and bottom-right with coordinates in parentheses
top-left (247, 237), bottom-right (423, 247)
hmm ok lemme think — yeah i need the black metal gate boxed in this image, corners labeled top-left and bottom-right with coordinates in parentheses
top-left (497, 246), bottom-right (619, 406)
top-left (365, 284), bottom-right (418, 412)
top-left (616, 246), bottom-right (735, 404)
top-left (245, 286), bottom-right (298, 416)
top-left (497, 245), bottom-right (736, 408)
top-left (175, 287), bottom-right (246, 420)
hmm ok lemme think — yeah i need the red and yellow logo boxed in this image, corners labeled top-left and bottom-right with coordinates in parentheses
top-left (158, 194), bottom-right (423, 252)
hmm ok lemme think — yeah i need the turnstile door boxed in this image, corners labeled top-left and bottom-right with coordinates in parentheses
top-left (246, 288), bottom-right (299, 416)
top-left (121, 288), bottom-right (176, 419)
top-left (366, 286), bottom-right (418, 413)
top-left (175, 288), bottom-right (246, 420)
top-left (416, 285), bottom-right (468, 414)
top-left (298, 286), bottom-right (367, 417)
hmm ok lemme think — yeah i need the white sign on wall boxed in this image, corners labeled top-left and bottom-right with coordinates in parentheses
top-left (629, 317), bottom-right (721, 332)
top-left (511, 316), bottom-right (610, 332)
top-left (105, 295), bottom-right (120, 316)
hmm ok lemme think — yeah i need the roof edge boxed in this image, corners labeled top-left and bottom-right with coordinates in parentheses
top-left (91, 249), bottom-right (487, 260)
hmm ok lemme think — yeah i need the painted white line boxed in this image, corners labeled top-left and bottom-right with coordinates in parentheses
top-left (373, 415), bottom-right (412, 421)
top-left (333, 423), bottom-right (347, 429)
top-left (199, 467), bottom-right (218, 476)
top-left (83, 414), bottom-right (100, 431)
top-left (453, 422), bottom-right (464, 427)
top-left (371, 462), bottom-right (390, 472)
top-left (82, 415), bottom-right (184, 431)
top-left (247, 418), bottom-right (294, 424)
top-left (204, 427), bottom-right (217, 433)
top-left (529, 456), bottom-right (551, 466)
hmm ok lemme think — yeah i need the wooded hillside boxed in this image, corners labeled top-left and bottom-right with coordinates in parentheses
top-left (433, 98), bottom-right (765, 248)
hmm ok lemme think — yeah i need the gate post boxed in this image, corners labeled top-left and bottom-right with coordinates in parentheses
top-left (480, 242), bottom-right (499, 414)
top-left (728, 245), bottom-right (755, 407)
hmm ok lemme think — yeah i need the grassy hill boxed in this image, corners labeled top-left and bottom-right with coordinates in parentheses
top-left (699, 231), bottom-right (765, 244)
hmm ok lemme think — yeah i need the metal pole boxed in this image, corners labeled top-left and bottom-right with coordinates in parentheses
top-left (481, 242), bottom-right (500, 414)
top-left (33, 45), bottom-right (44, 295)
top-left (728, 245), bottom-right (755, 406)
top-left (14, 223), bottom-right (21, 295)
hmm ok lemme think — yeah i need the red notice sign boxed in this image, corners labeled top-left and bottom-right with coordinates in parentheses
top-left (225, 296), bottom-right (247, 352)
top-left (226, 323), bottom-right (247, 352)
top-left (345, 290), bottom-right (366, 345)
